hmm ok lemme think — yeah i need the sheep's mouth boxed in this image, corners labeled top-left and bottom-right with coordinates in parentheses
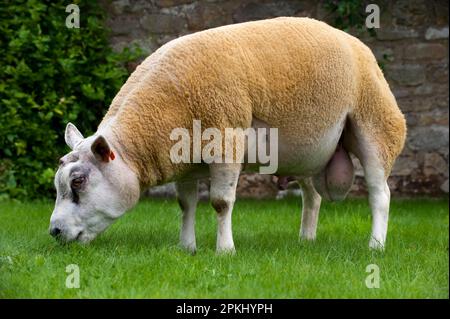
top-left (75, 230), bottom-right (97, 244)
top-left (53, 231), bottom-right (83, 245)
top-left (75, 231), bottom-right (83, 241)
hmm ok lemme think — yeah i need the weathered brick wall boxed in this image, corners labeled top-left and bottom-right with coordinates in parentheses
top-left (102, 0), bottom-right (449, 197)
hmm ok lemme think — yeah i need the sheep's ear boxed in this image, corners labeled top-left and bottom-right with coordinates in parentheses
top-left (91, 135), bottom-right (114, 163)
top-left (65, 123), bottom-right (84, 150)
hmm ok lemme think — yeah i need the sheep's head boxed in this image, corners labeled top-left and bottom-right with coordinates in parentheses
top-left (49, 123), bottom-right (139, 243)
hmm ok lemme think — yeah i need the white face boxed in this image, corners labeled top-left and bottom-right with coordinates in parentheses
top-left (49, 123), bottom-right (139, 243)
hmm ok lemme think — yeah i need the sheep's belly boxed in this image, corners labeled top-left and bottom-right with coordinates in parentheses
top-left (246, 116), bottom-right (347, 177)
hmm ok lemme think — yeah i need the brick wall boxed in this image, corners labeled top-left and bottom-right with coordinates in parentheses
top-left (102, 0), bottom-right (449, 197)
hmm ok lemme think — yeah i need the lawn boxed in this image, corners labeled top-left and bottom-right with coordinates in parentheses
top-left (0, 197), bottom-right (448, 298)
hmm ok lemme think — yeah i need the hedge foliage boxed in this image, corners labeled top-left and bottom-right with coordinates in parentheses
top-left (0, 0), bottom-right (142, 200)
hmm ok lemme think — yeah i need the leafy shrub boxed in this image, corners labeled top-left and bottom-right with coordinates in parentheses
top-left (0, 0), bottom-right (142, 200)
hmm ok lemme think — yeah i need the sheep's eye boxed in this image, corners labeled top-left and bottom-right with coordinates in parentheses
top-left (71, 177), bottom-right (85, 189)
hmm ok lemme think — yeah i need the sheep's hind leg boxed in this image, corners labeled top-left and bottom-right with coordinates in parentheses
top-left (364, 162), bottom-right (391, 250)
top-left (209, 163), bottom-right (241, 254)
top-left (344, 125), bottom-right (392, 250)
top-left (298, 178), bottom-right (322, 240)
top-left (176, 180), bottom-right (198, 253)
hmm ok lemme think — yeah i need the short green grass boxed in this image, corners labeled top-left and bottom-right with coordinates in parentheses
top-left (0, 197), bottom-right (448, 298)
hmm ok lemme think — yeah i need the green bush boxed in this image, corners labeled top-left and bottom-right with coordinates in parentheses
top-left (0, 0), bottom-right (142, 200)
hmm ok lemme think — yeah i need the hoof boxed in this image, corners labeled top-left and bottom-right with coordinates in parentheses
top-left (299, 231), bottom-right (316, 241)
top-left (180, 242), bottom-right (197, 254)
top-left (369, 238), bottom-right (385, 251)
top-left (216, 246), bottom-right (236, 255)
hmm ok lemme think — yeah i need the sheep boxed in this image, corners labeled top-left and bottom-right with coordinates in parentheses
top-left (50, 17), bottom-right (406, 253)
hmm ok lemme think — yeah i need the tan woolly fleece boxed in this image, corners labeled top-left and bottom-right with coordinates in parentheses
top-left (99, 17), bottom-right (406, 187)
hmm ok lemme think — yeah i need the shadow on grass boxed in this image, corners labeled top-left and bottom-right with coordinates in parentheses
top-left (73, 226), bottom-right (377, 259)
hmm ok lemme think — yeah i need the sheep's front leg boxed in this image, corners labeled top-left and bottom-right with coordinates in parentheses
top-left (209, 163), bottom-right (241, 254)
top-left (298, 178), bottom-right (322, 240)
top-left (176, 180), bottom-right (198, 253)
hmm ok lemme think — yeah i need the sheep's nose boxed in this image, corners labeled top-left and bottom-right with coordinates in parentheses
top-left (50, 227), bottom-right (62, 237)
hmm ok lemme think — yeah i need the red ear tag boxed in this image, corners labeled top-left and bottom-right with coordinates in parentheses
top-left (109, 151), bottom-right (115, 161)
